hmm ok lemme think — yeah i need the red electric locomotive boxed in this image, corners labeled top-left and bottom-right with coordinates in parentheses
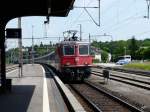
top-left (55, 30), bottom-right (93, 81)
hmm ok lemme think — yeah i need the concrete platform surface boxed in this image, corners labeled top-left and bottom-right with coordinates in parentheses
top-left (0, 64), bottom-right (68, 112)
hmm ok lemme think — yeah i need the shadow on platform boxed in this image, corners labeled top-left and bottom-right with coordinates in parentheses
top-left (0, 85), bottom-right (35, 112)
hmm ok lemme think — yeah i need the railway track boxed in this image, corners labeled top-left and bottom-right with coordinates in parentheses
top-left (69, 81), bottom-right (143, 112)
top-left (66, 84), bottom-right (100, 112)
top-left (95, 66), bottom-right (150, 77)
top-left (6, 65), bottom-right (18, 72)
top-left (92, 68), bottom-right (150, 90)
top-left (0, 65), bottom-right (18, 86)
top-left (67, 84), bottom-right (102, 112)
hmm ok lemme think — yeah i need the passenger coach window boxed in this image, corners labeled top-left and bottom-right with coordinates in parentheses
top-left (79, 45), bottom-right (89, 55)
top-left (63, 45), bottom-right (74, 55)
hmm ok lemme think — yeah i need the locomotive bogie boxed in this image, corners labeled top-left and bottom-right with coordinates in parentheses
top-left (61, 66), bottom-right (91, 81)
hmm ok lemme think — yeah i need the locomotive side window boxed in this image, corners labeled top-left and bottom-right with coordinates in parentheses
top-left (63, 45), bottom-right (75, 55)
top-left (79, 45), bottom-right (89, 55)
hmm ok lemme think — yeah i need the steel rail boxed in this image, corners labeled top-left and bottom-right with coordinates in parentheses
top-left (6, 65), bottom-right (18, 72)
top-left (69, 84), bottom-right (103, 112)
top-left (92, 71), bottom-right (150, 90)
top-left (92, 70), bottom-right (150, 85)
top-left (95, 66), bottom-right (150, 77)
top-left (85, 81), bottom-right (144, 112)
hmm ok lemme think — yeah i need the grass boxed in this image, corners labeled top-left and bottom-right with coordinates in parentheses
top-left (124, 62), bottom-right (150, 71)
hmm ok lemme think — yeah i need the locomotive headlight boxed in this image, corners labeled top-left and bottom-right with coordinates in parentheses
top-left (66, 62), bottom-right (70, 65)
top-left (84, 62), bottom-right (88, 65)
top-left (75, 57), bottom-right (79, 63)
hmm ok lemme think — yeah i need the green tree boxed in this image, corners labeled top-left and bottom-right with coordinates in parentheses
top-left (141, 39), bottom-right (150, 47)
top-left (143, 47), bottom-right (150, 60)
top-left (128, 36), bottom-right (139, 60)
top-left (40, 42), bottom-right (43, 47)
top-left (101, 51), bottom-right (108, 63)
top-left (136, 48), bottom-right (145, 60)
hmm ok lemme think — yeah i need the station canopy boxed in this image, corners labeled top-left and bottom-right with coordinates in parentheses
top-left (0, 0), bottom-right (75, 21)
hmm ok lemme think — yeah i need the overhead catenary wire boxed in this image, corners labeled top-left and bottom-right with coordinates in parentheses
top-left (102, 9), bottom-right (146, 34)
top-left (68, 0), bottom-right (144, 35)
top-left (67, 0), bottom-right (93, 29)
top-left (91, 0), bottom-right (143, 36)
top-left (102, 0), bottom-right (143, 31)
top-left (134, 29), bottom-right (150, 37)
top-left (101, 0), bottom-right (121, 16)
top-left (22, 36), bottom-right (63, 39)
top-left (72, 0), bottom-right (124, 29)
top-left (66, 0), bottom-right (120, 29)
top-left (7, 0), bottom-right (150, 49)
top-left (145, 0), bottom-right (150, 19)
top-left (84, 0), bottom-right (100, 26)
top-left (107, 13), bottom-right (145, 33)
top-left (87, 0), bottom-right (147, 41)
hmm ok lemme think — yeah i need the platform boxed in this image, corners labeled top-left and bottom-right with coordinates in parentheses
top-left (0, 64), bottom-right (68, 112)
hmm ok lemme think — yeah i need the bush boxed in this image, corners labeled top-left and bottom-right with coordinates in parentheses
top-left (101, 51), bottom-right (108, 63)
top-left (93, 59), bottom-right (100, 63)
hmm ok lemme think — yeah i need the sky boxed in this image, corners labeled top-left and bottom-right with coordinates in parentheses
top-left (6, 0), bottom-right (150, 50)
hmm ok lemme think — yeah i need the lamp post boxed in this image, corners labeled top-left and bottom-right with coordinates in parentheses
top-left (18, 17), bottom-right (23, 77)
top-left (31, 26), bottom-right (34, 65)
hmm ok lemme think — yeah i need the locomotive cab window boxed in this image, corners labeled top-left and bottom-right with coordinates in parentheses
top-left (63, 45), bottom-right (75, 55)
top-left (79, 45), bottom-right (89, 55)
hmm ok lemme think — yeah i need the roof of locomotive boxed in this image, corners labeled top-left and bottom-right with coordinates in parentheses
top-left (58, 40), bottom-right (90, 45)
